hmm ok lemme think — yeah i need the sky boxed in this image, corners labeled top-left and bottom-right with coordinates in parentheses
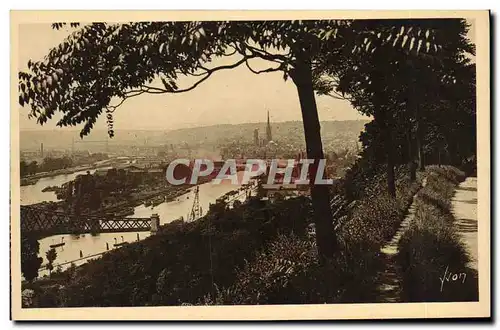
top-left (17, 20), bottom-right (476, 133)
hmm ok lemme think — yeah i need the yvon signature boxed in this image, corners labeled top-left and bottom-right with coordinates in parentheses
top-left (440, 265), bottom-right (467, 292)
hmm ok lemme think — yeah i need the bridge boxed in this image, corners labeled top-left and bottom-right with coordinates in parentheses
top-left (20, 205), bottom-right (156, 237)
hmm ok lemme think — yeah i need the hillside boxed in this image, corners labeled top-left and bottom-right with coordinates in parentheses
top-left (20, 120), bottom-right (370, 152)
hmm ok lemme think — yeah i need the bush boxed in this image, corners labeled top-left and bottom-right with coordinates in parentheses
top-left (397, 166), bottom-right (478, 302)
top-left (201, 164), bottom-right (422, 305)
top-left (30, 162), bottom-right (427, 306)
top-left (29, 196), bottom-right (313, 307)
top-left (200, 235), bottom-right (349, 305)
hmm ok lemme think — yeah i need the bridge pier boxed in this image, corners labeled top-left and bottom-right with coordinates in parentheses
top-left (150, 214), bottom-right (160, 235)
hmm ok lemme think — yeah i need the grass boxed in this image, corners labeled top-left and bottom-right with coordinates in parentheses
top-left (29, 164), bottom-right (473, 306)
top-left (397, 165), bottom-right (479, 302)
top-left (200, 165), bottom-right (423, 304)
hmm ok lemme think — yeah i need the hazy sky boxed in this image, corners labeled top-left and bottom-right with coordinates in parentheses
top-left (17, 21), bottom-right (475, 133)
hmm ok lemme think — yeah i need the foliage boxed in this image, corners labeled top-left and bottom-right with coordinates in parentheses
top-left (397, 166), bottom-right (478, 302)
top-left (18, 20), bottom-right (441, 137)
top-left (45, 248), bottom-right (57, 275)
top-left (199, 234), bottom-right (329, 305)
top-left (20, 156), bottom-right (73, 177)
top-left (56, 167), bottom-right (175, 214)
top-left (21, 234), bottom-right (43, 282)
top-left (201, 165), bottom-right (421, 305)
top-left (18, 19), bottom-right (478, 304)
top-left (18, 18), bottom-right (457, 260)
top-left (320, 19), bottom-right (475, 195)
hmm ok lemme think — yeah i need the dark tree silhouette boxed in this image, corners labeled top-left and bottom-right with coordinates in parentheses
top-left (46, 248), bottom-right (57, 276)
top-left (319, 19), bottom-right (475, 195)
top-left (21, 234), bottom-right (43, 282)
top-left (19, 20), bottom-right (442, 260)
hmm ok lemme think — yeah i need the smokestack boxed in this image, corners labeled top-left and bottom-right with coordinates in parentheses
top-left (40, 143), bottom-right (44, 158)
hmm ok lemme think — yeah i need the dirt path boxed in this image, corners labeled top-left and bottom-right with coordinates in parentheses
top-left (372, 178), bottom-right (427, 303)
top-left (451, 177), bottom-right (478, 271)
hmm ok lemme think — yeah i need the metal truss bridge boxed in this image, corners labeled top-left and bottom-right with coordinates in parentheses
top-left (20, 205), bottom-right (152, 236)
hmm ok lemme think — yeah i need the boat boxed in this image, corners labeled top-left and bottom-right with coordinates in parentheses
top-left (50, 237), bottom-right (65, 248)
top-left (49, 242), bottom-right (65, 248)
top-left (144, 200), bottom-right (152, 207)
top-left (42, 185), bottom-right (59, 192)
top-left (113, 236), bottom-right (129, 247)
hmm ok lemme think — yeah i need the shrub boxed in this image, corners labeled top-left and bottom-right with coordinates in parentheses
top-left (200, 235), bottom-right (346, 305)
top-left (397, 166), bottom-right (478, 302)
top-left (202, 164), bottom-right (422, 305)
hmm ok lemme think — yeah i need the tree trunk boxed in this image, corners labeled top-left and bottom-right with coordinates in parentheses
top-left (411, 80), bottom-right (425, 171)
top-left (292, 58), bottom-right (337, 262)
top-left (415, 105), bottom-right (425, 171)
top-left (407, 122), bottom-right (416, 181)
top-left (374, 105), bottom-right (396, 198)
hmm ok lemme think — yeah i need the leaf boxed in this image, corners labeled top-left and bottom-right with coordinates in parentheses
top-left (324, 29), bottom-right (333, 40)
top-left (199, 27), bottom-right (206, 38)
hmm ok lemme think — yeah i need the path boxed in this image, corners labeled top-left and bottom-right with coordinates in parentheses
top-left (451, 177), bottom-right (478, 271)
top-left (372, 178), bottom-right (427, 302)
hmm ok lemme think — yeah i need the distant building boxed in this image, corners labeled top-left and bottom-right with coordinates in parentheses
top-left (94, 168), bottom-right (111, 176)
top-left (253, 128), bottom-right (259, 146)
top-left (261, 183), bottom-right (310, 200)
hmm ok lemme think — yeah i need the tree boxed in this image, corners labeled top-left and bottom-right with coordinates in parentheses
top-left (46, 248), bottom-right (57, 276)
top-left (19, 20), bottom-right (441, 261)
top-left (320, 19), bottom-right (475, 194)
top-left (21, 234), bottom-right (43, 282)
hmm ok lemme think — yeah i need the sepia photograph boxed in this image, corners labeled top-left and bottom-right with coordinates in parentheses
top-left (10, 10), bottom-right (490, 320)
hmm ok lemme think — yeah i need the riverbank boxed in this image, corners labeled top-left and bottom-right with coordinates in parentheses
top-left (20, 164), bottom-right (98, 186)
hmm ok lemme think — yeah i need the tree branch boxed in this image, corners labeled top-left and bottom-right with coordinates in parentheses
top-left (107, 90), bottom-right (145, 113)
top-left (245, 59), bottom-right (283, 74)
top-left (104, 56), bottom-right (257, 114)
top-left (223, 45), bottom-right (238, 57)
top-left (141, 56), bottom-right (252, 95)
top-left (245, 44), bottom-right (288, 63)
top-left (327, 92), bottom-right (351, 101)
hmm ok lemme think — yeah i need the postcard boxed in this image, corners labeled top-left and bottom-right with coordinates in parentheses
top-left (10, 10), bottom-right (490, 320)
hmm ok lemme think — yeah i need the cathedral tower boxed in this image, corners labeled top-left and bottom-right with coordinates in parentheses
top-left (266, 110), bottom-right (272, 143)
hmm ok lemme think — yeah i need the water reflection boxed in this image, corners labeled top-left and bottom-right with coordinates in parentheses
top-left (38, 231), bottom-right (151, 277)
top-left (32, 171), bottom-right (247, 277)
top-left (129, 173), bottom-right (247, 222)
top-left (20, 169), bottom-right (100, 205)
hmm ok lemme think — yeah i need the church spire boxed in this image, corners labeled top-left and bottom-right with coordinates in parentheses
top-left (266, 110), bottom-right (272, 143)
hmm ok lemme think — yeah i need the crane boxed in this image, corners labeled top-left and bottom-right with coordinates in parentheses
top-left (187, 185), bottom-right (202, 222)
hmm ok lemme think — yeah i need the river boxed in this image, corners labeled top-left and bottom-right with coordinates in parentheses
top-left (21, 169), bottom-right (247, 277)
top-left (20, 169), bottom-right (100, 205)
